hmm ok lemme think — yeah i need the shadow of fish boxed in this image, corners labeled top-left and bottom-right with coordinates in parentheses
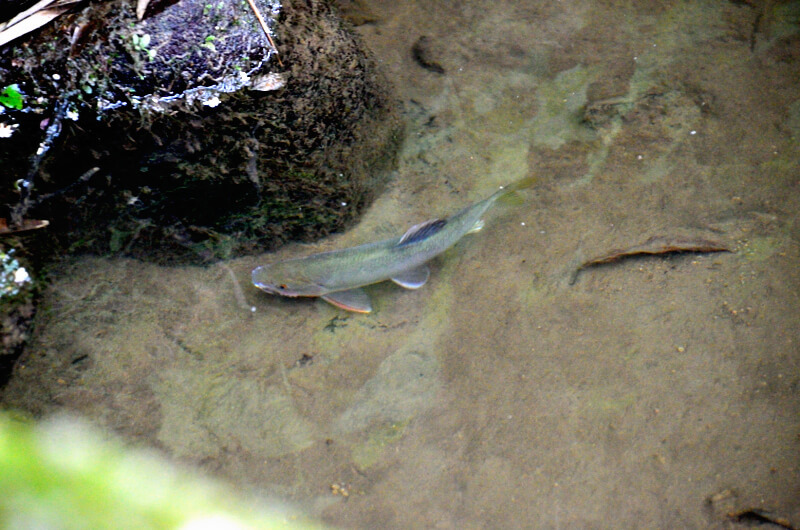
top-left (252, 176), bottom-right (535, 312)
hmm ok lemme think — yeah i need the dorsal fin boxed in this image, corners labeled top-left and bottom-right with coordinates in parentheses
top-left (397, 219), bottom-right (447, 246)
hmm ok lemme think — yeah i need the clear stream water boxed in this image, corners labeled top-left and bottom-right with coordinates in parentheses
top-left (3, 1), bottom-right (800, 527)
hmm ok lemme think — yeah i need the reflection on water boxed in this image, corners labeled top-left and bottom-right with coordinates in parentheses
top-left (4, 0), bottom-right (800, 527)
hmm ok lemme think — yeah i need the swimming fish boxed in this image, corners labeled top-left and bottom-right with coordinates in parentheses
top-left (252, 176), bottom-right (535, 313)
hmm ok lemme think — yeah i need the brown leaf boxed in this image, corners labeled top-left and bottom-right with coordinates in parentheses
top-left (728, 508), bottom-right (797, 529)
top-left (0, 219), bottom-right (49, 235)
top-left (136, 0), bottom-right (150, 21)
top-left (0, 8), bottom-right (65, 47)
top-left (0, 0), bottom-right (83, 47)
top-left (570, 235), bottom-right (732, 284)
top-left (581, 236), bottom-right (731, 268)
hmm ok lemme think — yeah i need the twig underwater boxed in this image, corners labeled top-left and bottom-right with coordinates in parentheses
top-left (245, 0), bottom-right (283, 67)
top-left (570, 235), bottom-right (732, 285)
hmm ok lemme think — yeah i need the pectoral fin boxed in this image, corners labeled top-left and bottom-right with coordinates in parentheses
top-left (467, 219), bottom-right (484, 234)
top-left (322, 288), bottom-right (373, 313)
top-left (391, 265), bottom-right (430, 289)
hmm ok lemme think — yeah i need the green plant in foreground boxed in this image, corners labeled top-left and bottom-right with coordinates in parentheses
top-left (0, 84), bottom-right (24, 110)
top-left (0, 413), bottom-right (324, 529)
top-left (131, 34), bottom-right (157, 60)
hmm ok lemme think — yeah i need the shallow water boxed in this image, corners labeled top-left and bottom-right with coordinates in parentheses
top-left (4, 0), bottom-right (800, 527)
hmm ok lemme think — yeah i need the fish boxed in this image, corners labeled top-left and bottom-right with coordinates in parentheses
top-left (252, 176), bottom-right (535, 313)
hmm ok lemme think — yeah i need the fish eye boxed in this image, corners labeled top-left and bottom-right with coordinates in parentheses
top-left (279, 284), bottom-right (287, 290)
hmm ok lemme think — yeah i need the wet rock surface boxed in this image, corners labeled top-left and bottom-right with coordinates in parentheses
top-left (0, 0), bottom-right (402, 264)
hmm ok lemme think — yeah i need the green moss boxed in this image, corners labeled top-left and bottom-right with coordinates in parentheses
top-left (531, 65), bottom-right (597, 149)
top-left (152, 367), bottom-right (316, 460)
top-left (764, 2), bottom-right (800, 43)
top-left (351, 420), bottom-right (410, 469)
top-left (584, 393), bottom-right (637, 416)
top-left (787, 100), bottom-right (800, 140)
top-left (189, 233), bottom-right (238, 261)
top-left (740, 236), bottom-right (781, 263)
top-left (0, 0), bottom-right (402, 265)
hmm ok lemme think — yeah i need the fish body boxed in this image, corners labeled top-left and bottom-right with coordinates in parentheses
top-left (252, 176), bottom-right (534, 312)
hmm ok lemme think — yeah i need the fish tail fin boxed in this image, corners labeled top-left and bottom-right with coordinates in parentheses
top-left (505, 175), bottom-right (537, 193)
top-left (496, 175), bottom-right (536, 206)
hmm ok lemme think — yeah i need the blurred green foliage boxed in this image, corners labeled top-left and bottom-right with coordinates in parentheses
top-left (0, 85), bottom-right (23, 110)
top-left (0, 413), bottom-right (323, 529)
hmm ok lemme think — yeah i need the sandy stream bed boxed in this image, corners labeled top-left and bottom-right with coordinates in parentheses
top-left (3, 0), bottom-right (799, 527)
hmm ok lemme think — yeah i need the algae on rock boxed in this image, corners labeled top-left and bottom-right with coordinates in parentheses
top-left (0, 0), bottom-right (402, 264)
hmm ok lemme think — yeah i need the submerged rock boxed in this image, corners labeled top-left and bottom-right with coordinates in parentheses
top-left (0, 0), bottom-right (402, 264)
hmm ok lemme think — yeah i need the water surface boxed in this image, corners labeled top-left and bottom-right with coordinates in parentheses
top-left (4, 0), bottom-right (800, 527)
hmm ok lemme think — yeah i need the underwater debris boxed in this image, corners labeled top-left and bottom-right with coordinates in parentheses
top-left (727, 508), bottom-right (797, 529)
top-left (245, 0), bottom-right (282, 66)
top-left (0, 218), bottom-right (49, 235)
top-left (250, 72), bottom-right (286, 92)
top-left (0, 121), bottom-right (18, 138)
top-left (0, 0), bottom-right (72, 47)
top-left (0, 248), bottom-right (30, 297)
top-left (571, 235), bottom-right (731, 284)
top-left (411, 36), bottom-right (445, 74)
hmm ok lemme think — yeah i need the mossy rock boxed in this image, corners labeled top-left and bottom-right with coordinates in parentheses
top-left (0, 0), bottom-right (402, 264)
top-left (0, 242), bottom-right (36, 373)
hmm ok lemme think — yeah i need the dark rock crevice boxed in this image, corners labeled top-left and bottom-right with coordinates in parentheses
top-left (0, 0), bottom-right (402, 265)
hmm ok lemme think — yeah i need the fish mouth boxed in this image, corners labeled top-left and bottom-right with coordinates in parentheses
top-left (254, 282), bottom-right (300, 297)
top-left (252, 266), bottom-right (297, 296)
top-left (253, 280), bottom-right (327, 298)
top-left (252, 266), bottom-right (328, 297)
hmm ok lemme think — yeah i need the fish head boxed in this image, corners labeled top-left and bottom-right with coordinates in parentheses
top-left (251, 263), bottom-right (327, 297)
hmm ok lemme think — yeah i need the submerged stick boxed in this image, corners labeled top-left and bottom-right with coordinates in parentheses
top-left (582, 236), bottom-right (731, 266)
top-left (727, 508), bottom-right (797, 530)
top-left (570, 235), bottom-right (732, 284)
top-left (245, 0), bottom-right (283, 67)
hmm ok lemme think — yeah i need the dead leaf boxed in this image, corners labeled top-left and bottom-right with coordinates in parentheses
top-left (0, 219), bottom-right (49, 235)
top-left (136, 0), bottom-right (150, 21)
top-left (0, 0), bottom-right (81, 47)
top-left (0, 10), bottom-right (65, 47)
top-left (570, 235), bottom-right (732, 284)
top-left (581, 236), bottom-right (731, 268)
top-left (728, 508), bottom-right (797, 529)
